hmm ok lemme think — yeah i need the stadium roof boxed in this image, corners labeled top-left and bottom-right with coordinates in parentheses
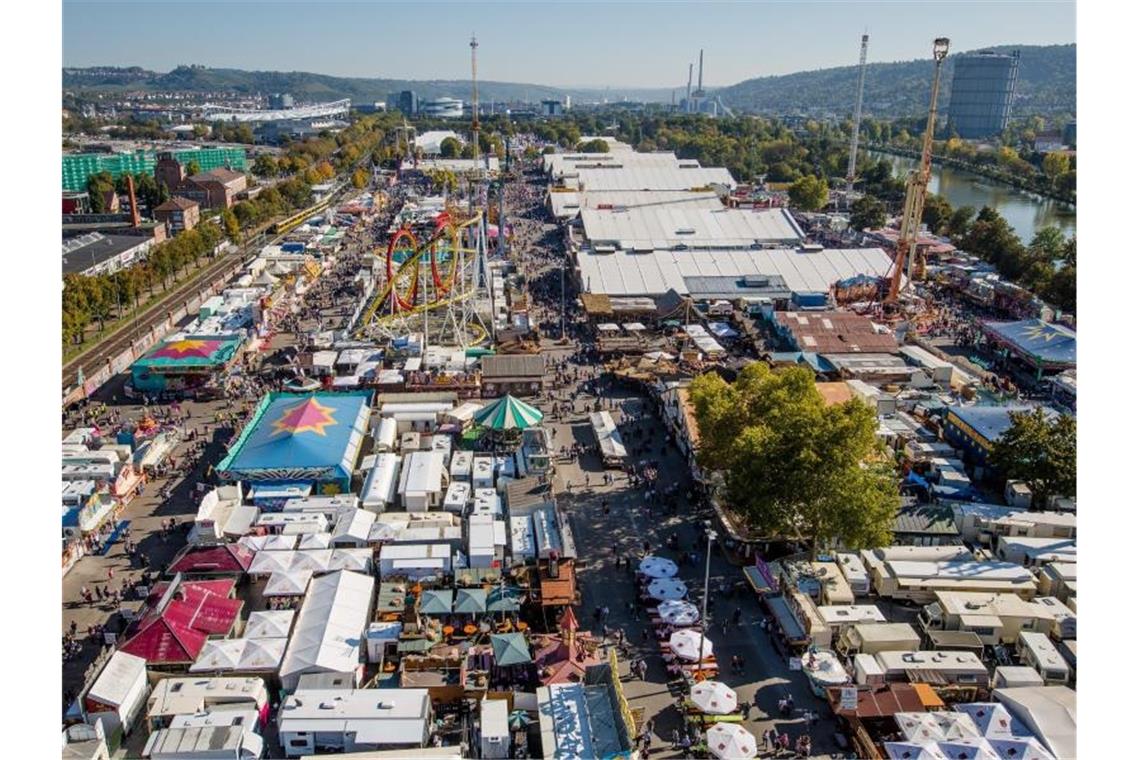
top-left (982, 319), bottom-right (1076, 368)
top-left (576, 247), bottom-right (894, 298)
top-left (580, 206), bottom-right (803, 249)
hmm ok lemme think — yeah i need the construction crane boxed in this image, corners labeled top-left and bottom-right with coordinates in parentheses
top-left (884, 37), bottom-right (950, 305)
top-left (845, 34), bottom-right (870, 197)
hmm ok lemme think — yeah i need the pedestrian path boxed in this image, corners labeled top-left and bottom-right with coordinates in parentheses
top-left (96, 520), bottom-right (130, 556)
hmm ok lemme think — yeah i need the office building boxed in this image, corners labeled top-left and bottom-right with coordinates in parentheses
top-left (268, 93), bottom-right (294, 110)
top-left (947, 51), bottom-right (1020, 139)
top-left (419, 97), bottom-right (464, 118)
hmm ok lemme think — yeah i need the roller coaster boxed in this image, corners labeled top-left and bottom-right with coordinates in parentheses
top-left (355, 209), bottom-right (491, 347)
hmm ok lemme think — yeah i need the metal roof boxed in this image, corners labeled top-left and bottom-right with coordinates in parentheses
top-left (580, 206), bottom-right (803, 248)
top-left (61, 232), bottom-right (150, 275)
top-left (577, 247), bottom-right (894, 298)
top-left (550, 189), bottom-right (722, 219)
top-left (569, 165), bottom-right (736, 192)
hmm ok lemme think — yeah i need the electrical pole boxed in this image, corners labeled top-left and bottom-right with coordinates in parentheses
top-left (698, 526), bottom-right (717, 679)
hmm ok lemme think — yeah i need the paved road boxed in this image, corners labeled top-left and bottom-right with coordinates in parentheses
top-left (507, 162), bottom-right (842, 758)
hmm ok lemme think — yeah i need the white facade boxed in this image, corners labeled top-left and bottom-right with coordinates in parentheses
top-left (84, 651), bottom-right (148, 737)
top-left (278, 688), bottom-right (431, 757)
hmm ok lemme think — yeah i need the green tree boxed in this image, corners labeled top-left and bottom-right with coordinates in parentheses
top-left (186, 159), bottom-right (201, 176)
top-left (252, 154), bottom-right (279, 177)
top-left (541, 146), bottom-right (556, 155)
top-left (848, 195), bottom-right (886, 232)
top-left (439, 137), bottom-right (462, 158)
top-left (787, 175), bottom-right (829, 212)
top-left (351, 168), bottom-right (369, 189)
top-left (221, 208), bottom-right (242, 243)
top-left (690, 363), bottom-right (898, 551)
top-left (989, 408), bottom-right (1076, 507)
top-left (1042, 151), bottom-right (1070, 184)
top-left (577, 138), bottom-right (610, 153)
top-left (86, 171), bottom-right (116, 213)
top-left (921, 194), bottom-right (953, 235)
top-left (946, 206), bottom-right (976, 239)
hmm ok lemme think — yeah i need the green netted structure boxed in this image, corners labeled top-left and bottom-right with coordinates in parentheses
top-left (62, 147), bottom-right (247, 192)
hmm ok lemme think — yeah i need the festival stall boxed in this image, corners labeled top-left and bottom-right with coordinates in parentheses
top-left (128, 334), bottom-right (245, 398)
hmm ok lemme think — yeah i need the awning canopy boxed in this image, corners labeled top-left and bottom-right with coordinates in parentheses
top-left (473, 395), bottom-right (544, 431)
top-left (419, 589), bottom-right (453, 615)
top-left (454, 588), bottom-right (487, 614)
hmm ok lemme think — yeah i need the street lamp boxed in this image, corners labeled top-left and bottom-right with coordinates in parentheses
top-left (699, 523), bottom-right (718, 679)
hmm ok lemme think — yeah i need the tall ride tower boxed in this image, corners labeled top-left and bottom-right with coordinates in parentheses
top-left (846, 34), bottom-right (870, 196)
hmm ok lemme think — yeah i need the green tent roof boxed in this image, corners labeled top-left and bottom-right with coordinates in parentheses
top-left (454, 588), bottom-right (487, 614)
top-left (473, 395), bottom-right (544, 431)
top-left (490, 632), bottom-right (532, 666)
top-left (487, 586), bottom-right (525, 612)
top-left (419, 589), bottom-right (453, 615)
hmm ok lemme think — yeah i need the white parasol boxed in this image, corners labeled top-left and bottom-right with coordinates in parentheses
top-left (689, 680), bottom-right (738, 715)
top-left (706, 723), bottom-right (758, 760)
top-left (669, 628), bottom-right (715, 662)
top-left (657, 599), bottom-right (701, 626)
top-left (647, 578), bottom-right (688, 601)
top-left (638, 555), bottom-right (679, 579)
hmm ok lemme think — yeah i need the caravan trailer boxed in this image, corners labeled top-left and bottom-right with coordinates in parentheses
top-left (836, 553), bottom-right (870, 596)
top-left (1016, 631), bottom-right (1071, 685)
top-left (875, 650), bottom-right (989, 686)
top-left (837, 623), bottom-right (921, 657)
top-left (360, 454), bottom-right (402, 513)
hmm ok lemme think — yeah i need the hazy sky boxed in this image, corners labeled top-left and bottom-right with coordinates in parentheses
top-left (63, 0), bottom-right (1075, 88)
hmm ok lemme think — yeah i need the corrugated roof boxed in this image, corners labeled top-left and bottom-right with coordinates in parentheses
top-left (570, 165), bottom-right (736, 192)
top-left (894, 506), bottom-right (959, 535)
top-left (774, 311), bottom-right (899, 354)
top-left (481, 354), bottom-right (545, 379)
top-left (577, 247), bottom-right (894, 298)
top-left (581, 206), bottom-right (803, 248)
top-left (551, 190), bottom-right (722, 219)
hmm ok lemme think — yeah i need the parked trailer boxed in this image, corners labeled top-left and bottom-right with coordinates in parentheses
top-left (589, 411), bottom-right (628, 466)
top-left (1016, 631), bottom-right (1071, 685)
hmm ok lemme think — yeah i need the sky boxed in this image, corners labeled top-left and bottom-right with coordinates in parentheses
top-left (63, 0), bottom-right (1075, 89)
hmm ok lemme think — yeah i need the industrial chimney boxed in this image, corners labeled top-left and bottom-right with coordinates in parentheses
top-left (698, 49), bottom-right (704, 94)
top-left (126, 175), bottom-right (141, 228)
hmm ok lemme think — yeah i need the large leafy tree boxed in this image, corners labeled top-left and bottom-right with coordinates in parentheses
top-left (787, 175), bottom-right (829, 212)
top-left (690, 363), bottom-right (898, 551)
top-left (848, 195), bottom-right (886, 232)
top-left (989, 408), bottom-right (1076, 507)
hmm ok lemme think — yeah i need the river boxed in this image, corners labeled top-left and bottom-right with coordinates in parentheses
top-left (869, 150), bottom-right (1076, 244)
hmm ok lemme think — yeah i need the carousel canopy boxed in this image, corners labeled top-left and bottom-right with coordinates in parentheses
top-left (133, 334), bottom-right (243, 371)
top-left (487, 585), bottom-right (525, 612)
top-left (217, 391), bottom-right (371, 485)
top-left (473, 395), bottom-right (544, 431)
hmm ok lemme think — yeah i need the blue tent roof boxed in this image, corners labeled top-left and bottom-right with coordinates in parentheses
top-left (983, 319), bottom-right (1076, 367)
top-left (218, 391), bottom-right (371, 483)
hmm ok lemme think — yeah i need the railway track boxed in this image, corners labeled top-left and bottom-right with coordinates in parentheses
top-left (61, 247), bottom-right (247, 390)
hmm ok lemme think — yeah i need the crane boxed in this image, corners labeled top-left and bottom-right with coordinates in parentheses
top-left (845, 34), bottom-right (870, 197)
top-left (884, 37), bottom-right (950, 305)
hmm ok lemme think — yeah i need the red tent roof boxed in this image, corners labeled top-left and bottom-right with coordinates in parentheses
top-left (121, 580), bottom-right (243, 664)
top-left (168, 544), bottom-right (255, 575)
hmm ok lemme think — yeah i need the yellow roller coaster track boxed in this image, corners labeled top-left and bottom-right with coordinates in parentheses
top-left (355, 213), bottom-right (486, 342)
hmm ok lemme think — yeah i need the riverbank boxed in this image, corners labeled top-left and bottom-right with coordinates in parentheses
top-left (869, 143), bottom-right (1076, 206)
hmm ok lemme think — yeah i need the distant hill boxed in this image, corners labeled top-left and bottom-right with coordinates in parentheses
top-left (61, 65), bottom-right (675, 105)
top-left (63, 44), bottom-right (1074, 118)
top-left (716, 44), bottom-right (1075, 118)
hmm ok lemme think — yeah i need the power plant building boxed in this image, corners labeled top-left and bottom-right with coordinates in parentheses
top-left (947, 51), bottom-right (1020, 139)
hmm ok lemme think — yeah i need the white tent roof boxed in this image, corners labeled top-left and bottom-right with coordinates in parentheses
top-left (280, 570), bottom-right (375, 680)
top-left (884, 742), bottom-right (949, 760)
top-left (244, 610), bottom-right (296, 639)
top-left (953, 703), bottom-right (1032, 740)
top-left (994, 687), bottom-right (1076, 760)
top-left (333, 509), bottom-right (377, 544)
top-left (896, 712), bottom-right (981, 743)
top-left (239, 534), bottom-right (297, 553)
top-left (189, 639), bottom-right (246, 672)
top-left (330, 548), bottom-right (373, 573)
top-left (248, 550), bottom-right (294, 576)
top-left (580, 205), bottom-right (803, 249)
top-left (577, 246), bottom-right (895, 298)
top-left (297, 533), bottom-right (332, 550)
top-left (236, 637), bottom-right (287, 671)
top-left (87, 651), bottom-right (146, 708)
top-left (265, 569), bottom-right (314, 597)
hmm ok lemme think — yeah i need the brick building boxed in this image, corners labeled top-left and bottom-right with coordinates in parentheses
top-left (153, 196), bottom-right (201, 234)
